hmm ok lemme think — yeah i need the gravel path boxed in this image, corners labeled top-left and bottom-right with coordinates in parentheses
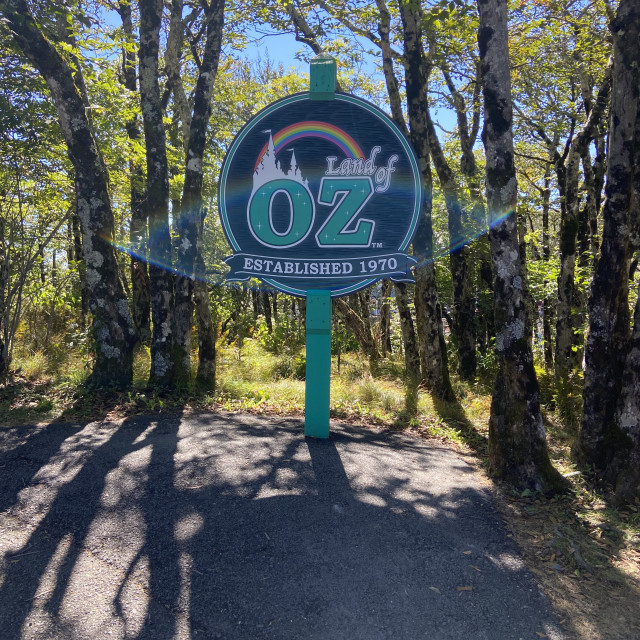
top-left (0, 412), bottom-right (564, 639)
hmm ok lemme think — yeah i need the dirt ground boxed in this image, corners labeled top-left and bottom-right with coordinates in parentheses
top-left (450, 445), bottom-right (640, 640)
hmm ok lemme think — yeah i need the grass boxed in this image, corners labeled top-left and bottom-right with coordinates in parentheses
top-left (1, 339), bottom-right (639, 638)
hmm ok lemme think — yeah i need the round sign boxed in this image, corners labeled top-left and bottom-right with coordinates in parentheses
top-left (218, 92), bottom-right (422, 297)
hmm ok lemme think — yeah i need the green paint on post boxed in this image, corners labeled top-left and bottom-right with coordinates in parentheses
top-left (305, 290), bottom-right (332, 438)
top-left (309, 54), bottom-right (337, 101)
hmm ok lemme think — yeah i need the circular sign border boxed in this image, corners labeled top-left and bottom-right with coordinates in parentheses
top-left (218, 91), bottom-right (423, 297)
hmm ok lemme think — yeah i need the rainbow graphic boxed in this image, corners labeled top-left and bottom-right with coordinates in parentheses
top-left (253, 121), bottom-right (365, 172)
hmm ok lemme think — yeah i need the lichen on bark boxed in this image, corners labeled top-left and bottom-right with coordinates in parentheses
top-left (477, 0), bottom-right (565, 492)
top-left (577, 0), bottom-right (640, 504)
top-left (3, 0), bottom-right (135, 388)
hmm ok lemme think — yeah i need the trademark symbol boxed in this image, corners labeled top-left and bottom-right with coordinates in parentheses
top-left (372, 242), bottom-right (383, 248)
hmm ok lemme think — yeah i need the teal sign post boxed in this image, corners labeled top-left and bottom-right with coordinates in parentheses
top-left (218, 55), bottom-right (422, 438)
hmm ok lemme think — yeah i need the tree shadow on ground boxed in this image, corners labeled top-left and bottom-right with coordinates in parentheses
top-left (432, 395), bottom-right (489, 457)
top-left (0, 412), bottom-right (573, 639)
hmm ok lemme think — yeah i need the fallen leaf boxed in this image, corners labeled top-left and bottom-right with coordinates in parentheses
top-left (429, 586), bottom-right (441, 594)
top-left (457, 586), bottom-right (473, 592)
top-left (470, 565), bottom-right (482, 572)
top-left (462, 550), bottom-right (472, 555)
top-left (536, 633), bottom-right (547, 638)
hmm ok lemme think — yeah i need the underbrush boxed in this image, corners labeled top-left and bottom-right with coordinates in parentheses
top-left (1, 337), bottom-right (495, 444)
top-left (213, 339), bottom-right (495, 439)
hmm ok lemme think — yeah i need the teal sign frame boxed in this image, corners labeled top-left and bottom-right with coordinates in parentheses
top-left (218, 83), bottom-right (422, 299)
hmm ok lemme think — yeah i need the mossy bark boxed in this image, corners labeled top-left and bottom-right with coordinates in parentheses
top-left (555, 63), bottom-right (612, 384)
top-left (380, 279), bottom-right (393, 355)
top-left (394, 282), bottom-right (421, 414)
top-left (139, 0), bottom-right (174, 386)
top-left (611, 290), bottom-right (640, 504)
top-left (117, 0), bottom-right (150, 344)
top-left (171, 0), bottom-right (225, 385)
top-left (399, 0), bottom-right (453, 400)
top-left (425, 108), bottom-right (477, 380)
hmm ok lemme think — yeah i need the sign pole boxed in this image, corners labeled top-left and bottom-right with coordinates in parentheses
top-left (305, 55), bottom-right (336, 439)
top-left (218, 53), bottom-right (422, 438)
top-left (305, 290), bottom-right (331, 438)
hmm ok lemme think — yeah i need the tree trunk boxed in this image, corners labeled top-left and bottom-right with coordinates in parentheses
top-left (139, 0), bottom-right (174, 386)
top-left (398, 0), bottom-right (453, 400)
top-left (394, 282), bottom-right (421, 414)
top-left (193, 209), bottom-right (215, 388)
top-left (251, 289), bottom-right (260, 322)
top-left (172, 0), bottom-right (225, 384)
top-left (194, 280), bottom-right (216, 388)
top-left (375, 0), bottom-right (408, 131)
top-left (413, 230), bottom-right (453, 400)
top-left (3, 0), bottom-right (136, 388)
top-left (380, 278), bottom-right (392, 355)
top-left (477, 0), bottom-right (564, 492)
top-left (425, 107), bottom-right (476, 379)
top-left (443, 61), bottom-right (487, 376)
top-left (555, 62), bottom-right (612, 384)
top-left (262, 292), bottom-right (273, 333)
top-left (334, 297), bottom-right (380, 369)
top-left (577, 0), bottom-right (640, 497)
top-left (118, 0), bottom-right (150, 343)
top-left (356, 291), bottom-right (375, 355)
top-left (0, 215), bottom-right (9, 377)
top-left (542, 154), bottom-right (554, 369)
top-left (164, 0), bottom-right (191, 153)
top-left (611, 289), bottom-right (640, 503)
top-left (71, 211), bottom-right (89, 326)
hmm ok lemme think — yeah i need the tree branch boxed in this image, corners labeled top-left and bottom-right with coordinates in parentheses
top-left (314, 0), bottom-right (403, 61)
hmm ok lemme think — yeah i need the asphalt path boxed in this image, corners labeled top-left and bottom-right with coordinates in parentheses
top-left (0, 412), bottom-right (564, 640)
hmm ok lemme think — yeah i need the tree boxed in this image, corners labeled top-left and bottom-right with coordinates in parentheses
top-left (138, 0), bottom-right (174, 385)
top-left (509, 0), bottom-right (612, 401)
top-left (577, 0), bottom-right (640, 504)
top-left (397, 0), bottom-right (453, 400)
top-left (0, 175), bottom-right (67, 377)
top-left (171, 0), bottom-right (226, 387)
top-left (0, 40), bottom-right (70, 375)
top-left (116, 0), bottom-right (151, 343)
top-left (1, 0), bottom-right (136, 388)
top-left (133, 0), bottom-right (227, 388)
top-left (477, 0), bottom-right (565, 492)
top-left (266, 0), bottom-right (453, 399)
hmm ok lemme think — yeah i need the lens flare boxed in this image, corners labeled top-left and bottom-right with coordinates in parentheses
top-left (106, 204), bottom-right (514, 294)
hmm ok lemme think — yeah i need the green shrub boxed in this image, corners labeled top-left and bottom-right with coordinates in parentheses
top-left (257, 321), bottom-right (304, 355)
top-left (16, 351), bottom-right (49, 381)
top-left (271, 354), bottom-right (306, 380)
